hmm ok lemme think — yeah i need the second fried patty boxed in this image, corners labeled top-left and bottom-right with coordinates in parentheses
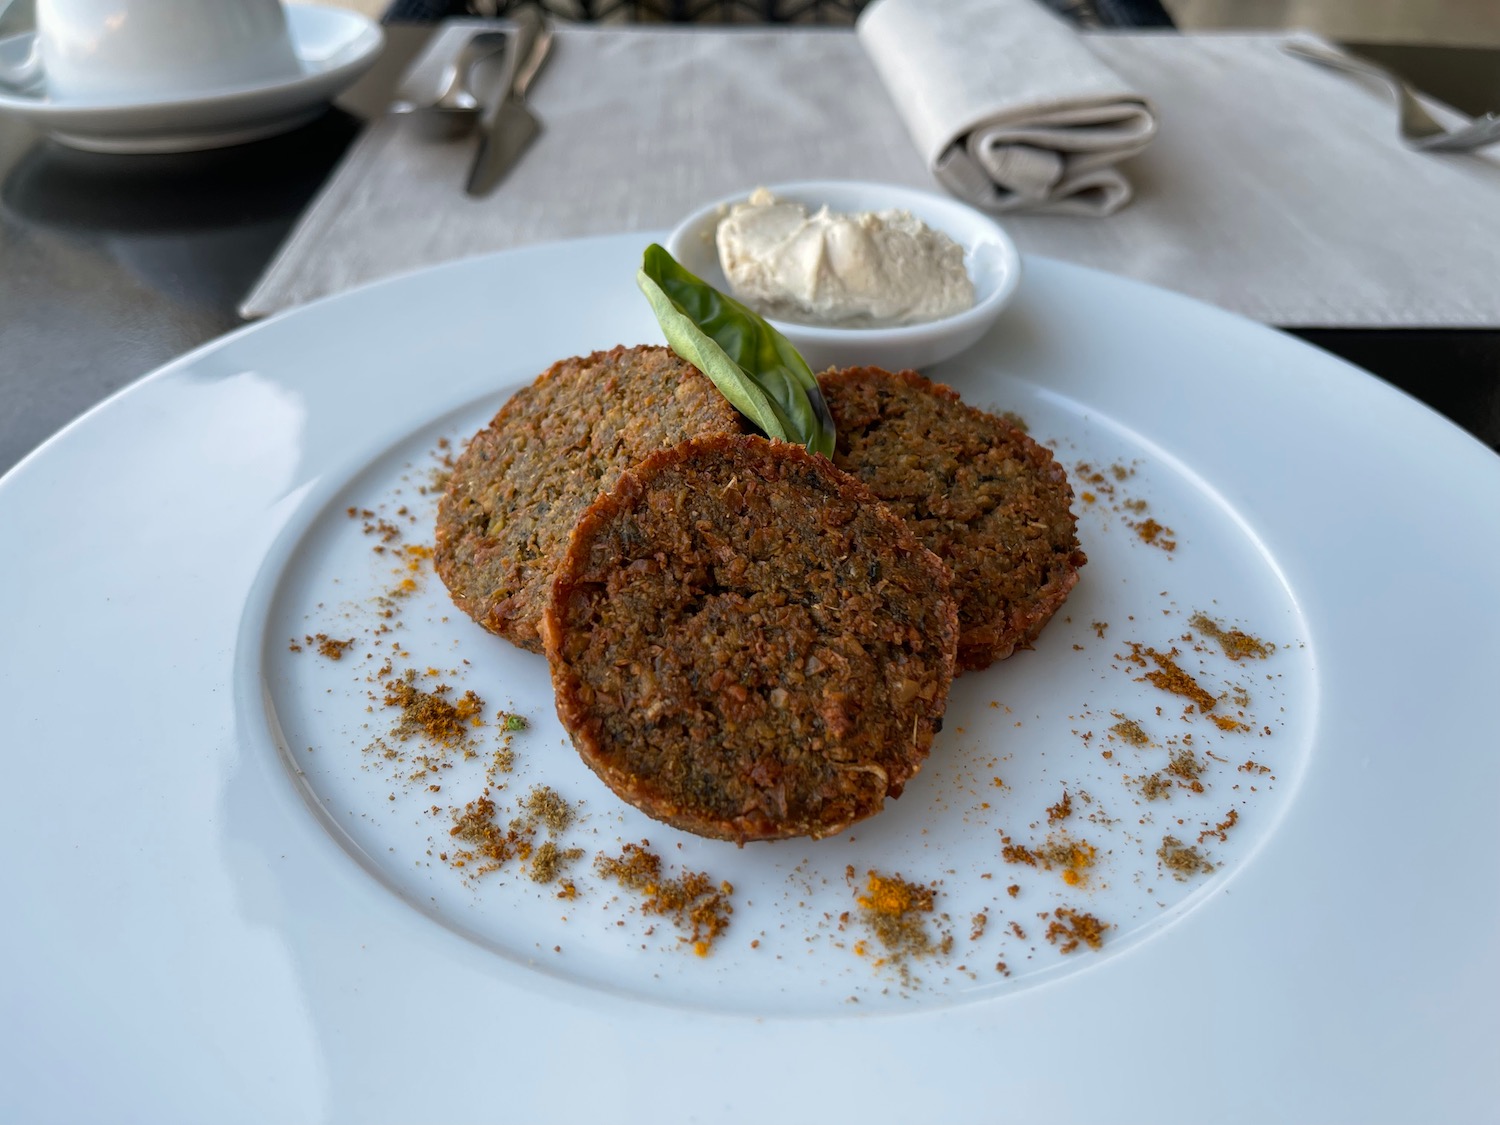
top-left (818, 366), bottom-right (1085, 672)
top-left (434, 345), bottom-right (746, 652)
top-left (543, 434), bottom-right (959, 844)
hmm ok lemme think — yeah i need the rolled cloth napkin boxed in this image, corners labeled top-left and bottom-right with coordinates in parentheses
top-left (857, 0), bottom-right (1158, 215)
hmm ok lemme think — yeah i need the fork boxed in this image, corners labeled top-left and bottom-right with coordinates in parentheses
top-left (1282, 40), bottom-right (1500, 153)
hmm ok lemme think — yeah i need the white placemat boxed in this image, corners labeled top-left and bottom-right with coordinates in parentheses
top-left (242, 22), bottom-right (1500, 327)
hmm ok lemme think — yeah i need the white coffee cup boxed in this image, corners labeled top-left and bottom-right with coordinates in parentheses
top-left (3, 0), bottom-right (302, 101)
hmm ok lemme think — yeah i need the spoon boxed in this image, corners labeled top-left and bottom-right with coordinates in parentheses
top-left (390, 31), bottom-right (508, 133)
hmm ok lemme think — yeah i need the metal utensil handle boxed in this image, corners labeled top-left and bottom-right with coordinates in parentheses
top-left (504, 5), bottom-right (546, 102)
top-left (513, 10), bottom-right (554, 100)
top-left (1283, 41), bottom-right (1408, 90)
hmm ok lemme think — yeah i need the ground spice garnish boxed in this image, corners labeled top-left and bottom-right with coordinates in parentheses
top-left (1139, 772), bottom-right (1174, 801)
top-left (501, 786), bottom-right (581, 883)
top-left (1044, 908), bottom-right (1109, 953)
top-left (1046, 790), bottom-right (1074, 824)
top-left (383, 670), bottom-right (483, 747)
top-left (1158, 835), bottom-right (1214, 880)
top-left (1190, 612), bottom-right (1274, 661)
top-left (1110, 715), bottom-right (1151, 747)
top-left (1006, 884), bottom-right (1020, 898)
top-left (530, 840), bottom-right (584, 885)
top-left (1002, 842), bottom-right (1039, 867)
top-left (314, 634), bottom-right (355, 660)
top-left (521, 785), bottom-right (573, 833)
top-left (970, 911), bottom-right (989, 941)
top-left (1198, 809), bottom-right (1239, 844)
top-left (1034, 836), bottom-right (1097, 886)
top-left (595, 843), bottom-right (733, 956)
top-left (1238, 759), bottom-right (1273, 776)
top-left (853, 871), bottom-right (946, 964)
top-left (486, 746), bottom-right (515, 786)
top-left (448, 796), bottom-right (524, 872)
top-left (1167, 748), bottom-right (1205, 782)
top-left (1128, 519), bottom-right (1176, 555)
top-left (1210, 714), bottom-right (1251, 732)
top-left (1131, 518), bottom-right (1177, 552)
top-left (1140, 647), bottom-right (1217, 712)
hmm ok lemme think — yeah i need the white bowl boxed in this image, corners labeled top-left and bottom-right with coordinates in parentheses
top-left (665, 180), bottom-right (1021, 372)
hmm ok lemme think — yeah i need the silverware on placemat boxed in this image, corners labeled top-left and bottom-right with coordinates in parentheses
top-left (1282, 40), bottom-right (1500, 153)
top-left (390, 31), bottom-right (506, 121)
top-left (467, 6), bottom-right (554, 197)
top-left (389, 30), bottom-right (508, 137)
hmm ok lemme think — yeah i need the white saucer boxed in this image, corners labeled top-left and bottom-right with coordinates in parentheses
top-left (0, 5), bottom-right (383, 153)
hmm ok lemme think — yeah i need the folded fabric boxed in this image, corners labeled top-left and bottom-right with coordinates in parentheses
top-left (857, 0), bottom-right (1158, 216)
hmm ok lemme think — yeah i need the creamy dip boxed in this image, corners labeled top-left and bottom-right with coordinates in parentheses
top-left (714, 188), bottom-right (975, 328)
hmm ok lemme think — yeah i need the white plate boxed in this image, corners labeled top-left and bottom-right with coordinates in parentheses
top-left (667, 180), bottom-right (1022, 372)
top-left (2, 232), bottom-right (1497, 1122)
top-left (0, 5), bottom-right (382, 152)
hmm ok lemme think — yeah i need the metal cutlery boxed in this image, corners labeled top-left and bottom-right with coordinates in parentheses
top-left (466, 6), bottom-right (553, 197)
top-left (390, 30), bottom-right (508, 135)
top-left (1282, 40), bottom-right (1500, 153)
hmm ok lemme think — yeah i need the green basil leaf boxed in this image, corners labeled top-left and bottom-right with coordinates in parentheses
top-left (637, 243), bottom-right (836, 457)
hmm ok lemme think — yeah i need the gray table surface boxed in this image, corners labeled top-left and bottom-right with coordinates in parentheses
top-left (1, 26), bottom-right (1497, 478)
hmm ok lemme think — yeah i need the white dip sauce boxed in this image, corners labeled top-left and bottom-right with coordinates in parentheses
top-left (715, 188), bottom-right (975, 328)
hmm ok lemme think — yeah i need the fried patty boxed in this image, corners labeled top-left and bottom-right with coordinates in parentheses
top-left (542, 434), bottom-right (959, 844)
top-left (435, 345), bottom-right (747, 652)
top-left (818, 366), bottom-right (1085, 672)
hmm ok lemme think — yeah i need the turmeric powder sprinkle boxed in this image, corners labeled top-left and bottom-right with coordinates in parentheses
top-left (853, 871), bottom-right (944, 963)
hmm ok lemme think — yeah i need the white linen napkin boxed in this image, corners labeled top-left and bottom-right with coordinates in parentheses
top-left (857, 0), bottom-right (1158, 216)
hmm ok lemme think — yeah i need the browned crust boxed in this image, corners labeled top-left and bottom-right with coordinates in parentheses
top-left (543, 434), bottom-right (959, 844)
top-left (818, 366), bottom-right (1085, 672)
top-left (434, 345), bottom-right (746, 652)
